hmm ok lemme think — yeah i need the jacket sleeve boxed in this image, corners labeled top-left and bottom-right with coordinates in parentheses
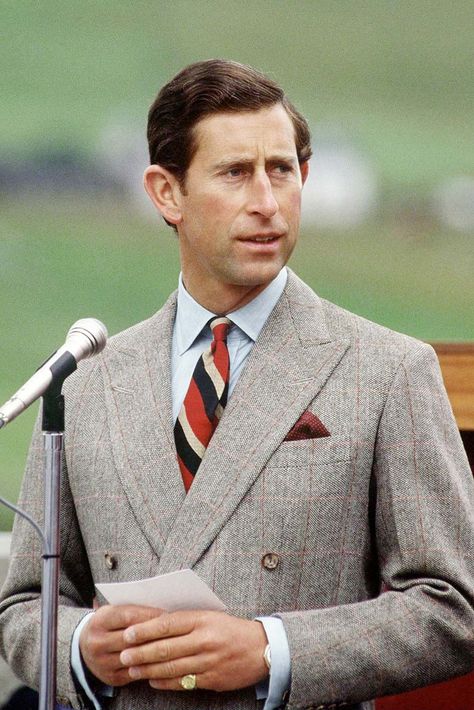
top-left (0, 409), bottom-right (96, 709)
top-left (279, 343), bottom-right (474, 709)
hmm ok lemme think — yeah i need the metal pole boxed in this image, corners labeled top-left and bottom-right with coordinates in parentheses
top-left (39, 431), bottom-right (63, 710)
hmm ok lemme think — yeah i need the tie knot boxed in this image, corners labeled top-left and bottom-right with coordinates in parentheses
top-left (210, 317), bottom-right (231, 343)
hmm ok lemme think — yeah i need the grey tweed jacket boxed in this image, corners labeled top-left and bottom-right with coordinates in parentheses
top-left (1, 270), bottom-right (473, 710)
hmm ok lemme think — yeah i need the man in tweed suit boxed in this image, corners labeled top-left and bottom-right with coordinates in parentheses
top-left (0, 60), bottom-right (473, 710)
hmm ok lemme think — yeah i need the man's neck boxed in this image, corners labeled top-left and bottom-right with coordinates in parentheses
top-left (180, 280), bottom-right (270, 315)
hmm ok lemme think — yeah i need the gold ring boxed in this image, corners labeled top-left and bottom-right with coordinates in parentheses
top-left (180, 674), bottom-right (197, 690)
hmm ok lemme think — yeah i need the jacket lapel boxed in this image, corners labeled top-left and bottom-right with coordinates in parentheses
top-left (101, 293), bottom-right (186, 558)
top-left (158, 272), bottom-right (350, 573)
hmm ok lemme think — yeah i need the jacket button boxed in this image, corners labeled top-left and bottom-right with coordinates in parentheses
top-left (104, 553), bottom-right (117, 570)
top-left (261, 552), bottom-right (280, 570)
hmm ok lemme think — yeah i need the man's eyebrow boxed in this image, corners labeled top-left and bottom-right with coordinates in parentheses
top-left (266, 155), bottom-right (298, 167)
top-left (211, 155), bottom-right (298, 171)
top-left (211, 158), bottom-right (254, 172)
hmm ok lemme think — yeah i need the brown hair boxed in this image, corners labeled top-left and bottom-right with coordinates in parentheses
top-left (147, 59), bottom-right (312, 186)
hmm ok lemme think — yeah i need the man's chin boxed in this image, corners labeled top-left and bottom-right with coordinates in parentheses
top-left (230, 261), bottom-right (287, 289)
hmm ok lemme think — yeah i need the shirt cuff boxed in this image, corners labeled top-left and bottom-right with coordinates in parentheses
top-left (71, 611), bottom-right (115, 709)
top-left (255, 616), bottom-right (291, 709)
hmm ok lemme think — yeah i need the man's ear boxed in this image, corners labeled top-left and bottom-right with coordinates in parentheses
top-left (300, 160), bottom-right (310, 186)
top-left (143, 165), bottom-right (183, 225)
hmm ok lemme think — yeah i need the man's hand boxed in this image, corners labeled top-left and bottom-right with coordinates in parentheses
top-left (79, 605), bottom-right (165, 687)
top-left (119, 610), bottom-right (269, 692)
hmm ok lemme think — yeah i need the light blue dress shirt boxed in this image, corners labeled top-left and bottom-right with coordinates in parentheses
top-left (172, 268), bottom-right (285, 420)
top-left (72, 268), bottom-right (291, 709)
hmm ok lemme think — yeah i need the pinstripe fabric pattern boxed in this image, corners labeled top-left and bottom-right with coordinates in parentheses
top-left (174, 317), bottom-right (231, 491)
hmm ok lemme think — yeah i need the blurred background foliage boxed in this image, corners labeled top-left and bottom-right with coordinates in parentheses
top-left (0, 0), bottom-right (473, 529)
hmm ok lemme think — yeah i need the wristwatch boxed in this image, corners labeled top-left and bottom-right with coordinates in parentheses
top-left (263, 643), bottom-right (271, 671)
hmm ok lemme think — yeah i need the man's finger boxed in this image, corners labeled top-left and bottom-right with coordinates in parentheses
top-left (102, 665), bottom-right (136, 688)
top-left (94, 604), bottom-right (165, 631)
top-left (149, 676), bottom-right (207, 692)
top-left (149, 678), bottom-right (183, 691)
top-left (120, 633), bottom-right (198, 667)
top-left (82, 628), bottom-right (128, 655)
top-left (125, 655), bottom-right (206, 682)
top-left (123, 610), bottom-right (198, 645)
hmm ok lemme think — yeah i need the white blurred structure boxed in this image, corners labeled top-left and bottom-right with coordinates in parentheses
top-left (302, 139), bottom-right (378, 229)
top-left (96, 115), bottom-right (155, 217)
top-left (432, 176), bottom-right (474, 233)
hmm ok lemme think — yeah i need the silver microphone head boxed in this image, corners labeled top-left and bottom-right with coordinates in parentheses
top-left (66, 318), bottom-right (108, 359)
top-left (0, 318), bottom-right (108, 430)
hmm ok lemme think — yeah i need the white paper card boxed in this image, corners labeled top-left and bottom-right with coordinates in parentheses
top-left (95, 569), bottom-right (226, 612)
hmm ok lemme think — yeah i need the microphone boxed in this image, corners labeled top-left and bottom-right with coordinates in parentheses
top-left (0, 318), bottom-right (108, 429)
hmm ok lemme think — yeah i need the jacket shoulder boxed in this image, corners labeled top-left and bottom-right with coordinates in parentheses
top-left (323, 298), bottom-right (427, 351)
top-left (63, 291), bottom-right (176, 401)
top-left (286, 270), bottom-right (437, 373)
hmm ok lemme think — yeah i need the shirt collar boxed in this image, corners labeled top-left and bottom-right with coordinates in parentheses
top-left (175, 268), bottom-right (288, 355)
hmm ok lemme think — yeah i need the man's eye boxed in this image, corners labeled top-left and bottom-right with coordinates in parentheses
top-left (274, 164), bottom-right (292, 174)
top-left (227, 167), bottom-right (243, 177)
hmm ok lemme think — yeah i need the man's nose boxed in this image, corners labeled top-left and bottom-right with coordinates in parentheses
top-left (246, 173), bottom-right (279, 218)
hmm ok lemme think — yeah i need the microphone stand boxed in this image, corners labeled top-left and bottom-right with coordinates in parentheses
top-left (38, 352), bottom-right (76, 710)
top-left (0, 354), bottom-right (76, 710)
top-left (38, 377), bottom-right (66, 710)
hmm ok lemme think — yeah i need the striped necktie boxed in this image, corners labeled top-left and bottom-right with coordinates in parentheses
top-left (174, 317), bottom-right (231, 492)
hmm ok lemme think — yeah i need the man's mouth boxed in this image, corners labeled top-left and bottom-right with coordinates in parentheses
top-left (239, 233), bottom-right (283, 243)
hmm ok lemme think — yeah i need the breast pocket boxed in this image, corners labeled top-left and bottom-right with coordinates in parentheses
top-left (267, 436), bottom-right (354, 468)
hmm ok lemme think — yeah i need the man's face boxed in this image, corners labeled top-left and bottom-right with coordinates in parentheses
top-left (174, 103), bottom-right (308, 311)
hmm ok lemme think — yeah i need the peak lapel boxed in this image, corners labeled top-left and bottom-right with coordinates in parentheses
top-left (102, 293), bottom-right (185, 558)
top-left (158, 273), bottom-right (350, 574)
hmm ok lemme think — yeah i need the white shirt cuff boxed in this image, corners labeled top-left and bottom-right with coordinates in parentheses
top-left (71, 611), bottom-right (114, 710)
top-left (255, 616), bottom-right (291, 709)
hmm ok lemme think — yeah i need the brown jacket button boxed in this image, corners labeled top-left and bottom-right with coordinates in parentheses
top-left (104, 553), bottom-right (117, 570)
top-left (261, 552), bottom-right (280, 570)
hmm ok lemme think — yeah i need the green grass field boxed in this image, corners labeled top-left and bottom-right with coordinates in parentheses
top-left (1, 1), bottom-right (473, 529)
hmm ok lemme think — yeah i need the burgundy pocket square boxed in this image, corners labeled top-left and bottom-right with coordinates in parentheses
top-left (284, 411), bottom-right (330, 441)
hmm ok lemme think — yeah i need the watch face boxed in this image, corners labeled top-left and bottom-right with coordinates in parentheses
top-left (264, 643), bottom-right (271, 669)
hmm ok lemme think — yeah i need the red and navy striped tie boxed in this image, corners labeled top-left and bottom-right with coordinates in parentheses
top-left (174, 317), bottom-right (231, 492)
